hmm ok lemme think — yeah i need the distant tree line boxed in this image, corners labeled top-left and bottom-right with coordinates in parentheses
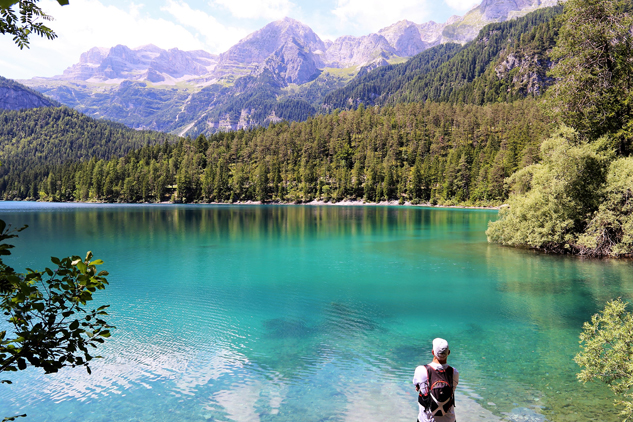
top-left (0, 100), bottom-right (552, 205)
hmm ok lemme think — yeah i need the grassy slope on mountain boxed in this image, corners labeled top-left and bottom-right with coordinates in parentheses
top-left (27, 80), bottom-right (192, 133)
top-left (323, 6), bottom-right (562, 110)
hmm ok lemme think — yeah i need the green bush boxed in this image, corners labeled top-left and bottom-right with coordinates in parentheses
top-left (577, 157), bottom-right (633, 256)
top-left (576, 299), bottom-right (633, 419)
top-left (486, 126), bottom-right (613, 253)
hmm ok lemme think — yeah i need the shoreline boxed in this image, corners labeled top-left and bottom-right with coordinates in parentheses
top-left (5, 198), bottom-right (502, 211)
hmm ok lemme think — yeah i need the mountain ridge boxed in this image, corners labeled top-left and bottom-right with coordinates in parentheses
top-left (19, 0), bottom-right (563, 135)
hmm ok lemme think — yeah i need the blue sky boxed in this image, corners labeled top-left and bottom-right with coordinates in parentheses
top-left (0, 0), bottom-right (480, 79)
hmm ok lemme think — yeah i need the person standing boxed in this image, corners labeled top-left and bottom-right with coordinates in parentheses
top-left (412, 338), bottom-right (459, 422)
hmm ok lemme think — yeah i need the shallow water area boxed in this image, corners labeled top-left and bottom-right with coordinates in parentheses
top-left (0, 202), bottom-right (631, 422)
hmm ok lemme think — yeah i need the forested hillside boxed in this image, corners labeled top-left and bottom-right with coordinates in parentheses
top-left (0, 100), bottom-right (551, 204)
top-left (323, 6), bottom-right (562, 110)
top-left (0, 107), bottom-right (175, 198)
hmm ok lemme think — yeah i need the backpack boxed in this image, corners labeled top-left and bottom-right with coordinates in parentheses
top-left (418, 365), bottom-right (455, 417)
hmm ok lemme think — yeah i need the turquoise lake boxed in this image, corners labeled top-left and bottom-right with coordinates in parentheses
top-left (1, 202), bottom-right (632, 422)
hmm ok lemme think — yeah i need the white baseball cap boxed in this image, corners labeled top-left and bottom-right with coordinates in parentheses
top-left (433, 338), bottom-right (449, 359)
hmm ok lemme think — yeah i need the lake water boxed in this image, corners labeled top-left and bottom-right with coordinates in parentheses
top-left (1, 202), bottom-right (632, 422)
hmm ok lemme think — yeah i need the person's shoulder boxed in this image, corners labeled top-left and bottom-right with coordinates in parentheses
top-left (413, 364), bottom-right (429, 376)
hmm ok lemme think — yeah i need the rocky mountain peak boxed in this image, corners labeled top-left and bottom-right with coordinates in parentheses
top-left (79, 47), bottom-right (111, 65)
top-left (324, 33), bottom-right (395, 69)
top-left (255, 37), bottom-right (322, 85)
top-left (378, 20), bottom-right (445, 57)
top-left (217, 17), bottom-right (325, 69)
top-left (136, 44), bottom-right (163, 54)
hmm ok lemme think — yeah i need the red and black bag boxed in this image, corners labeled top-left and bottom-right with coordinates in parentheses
top-left (418, 365), bottom-right (455, 416)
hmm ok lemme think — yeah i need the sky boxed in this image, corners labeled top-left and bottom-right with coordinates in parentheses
top-left (0, 0), bottom-right (481, 80)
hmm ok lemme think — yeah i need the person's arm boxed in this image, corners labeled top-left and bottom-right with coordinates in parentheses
top-left (452, 368), bottom-right (459, 392)
top-left (413, 366), bottom-right (428, 393)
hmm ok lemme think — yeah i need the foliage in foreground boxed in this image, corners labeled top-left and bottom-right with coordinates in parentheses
top-left (0, 0), bottom-right (68, 49)
top-left (576, 299), bottom-right (633, 420)
top-left (0, 219), bottom-right (113, 420)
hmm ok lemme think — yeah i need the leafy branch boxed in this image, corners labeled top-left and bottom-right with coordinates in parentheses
top-left (0, 219), bottom-right (114, 420)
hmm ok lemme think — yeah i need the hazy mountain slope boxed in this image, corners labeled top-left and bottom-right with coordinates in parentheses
top-left (323, 5), bottom-right (562, 110)
top-left (0, 76), bottom-right (59, 110)
top-left (0, 107), bottom-right (175, 187)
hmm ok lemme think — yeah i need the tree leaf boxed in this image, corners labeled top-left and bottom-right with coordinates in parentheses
top-left (0, 0), bottom-right (19, 9)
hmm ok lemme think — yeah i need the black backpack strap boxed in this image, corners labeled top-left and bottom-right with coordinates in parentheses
top-left (445, 366), bottom-right (454, 386)
top-left (445, 366), bottom-right (455, 408)
top-left (425, 365), bottom-right (434, 389)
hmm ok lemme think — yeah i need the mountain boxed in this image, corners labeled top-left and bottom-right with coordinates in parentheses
top-left (378, 20), bottom-right (447, 57)
top-left (0, 76), bottom-right (59, 110)
top-left (21, 0), bottom-right (562, 136)
top-left (2, 100), bottom-right (552, 204)
top-left (323, 5), bottom-right (562, 110)
top-left (58, 44), bottom-right (218, 84)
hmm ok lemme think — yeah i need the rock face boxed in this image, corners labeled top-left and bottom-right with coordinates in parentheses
top-left (255, 38), bottom-right (322, 84)
top-left (323, 34), bottom-right (396, 68)
top-left (495, 52), bottom-right (553, 95)
top-left (215, 17), bottom-right (326, 77)
top-left (0, 77), bottom-right (57, 110)
top-left (378, 20), bottom-right (445, 57)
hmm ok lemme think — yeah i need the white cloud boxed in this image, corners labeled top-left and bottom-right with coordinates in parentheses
top-left (162, 0), bottom-right (249, 53)
top-left (332, 0), bottom-right (432, 33)
top-left (213, 0), bottom-right (294, 20)
top-left (444, 0), bottom-right (480, 11)
top-left (1, 0), bottom-right (205, 79)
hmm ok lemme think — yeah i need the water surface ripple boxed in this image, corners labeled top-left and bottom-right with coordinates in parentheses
top-left (1, 203), bottom-right (632, 422)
